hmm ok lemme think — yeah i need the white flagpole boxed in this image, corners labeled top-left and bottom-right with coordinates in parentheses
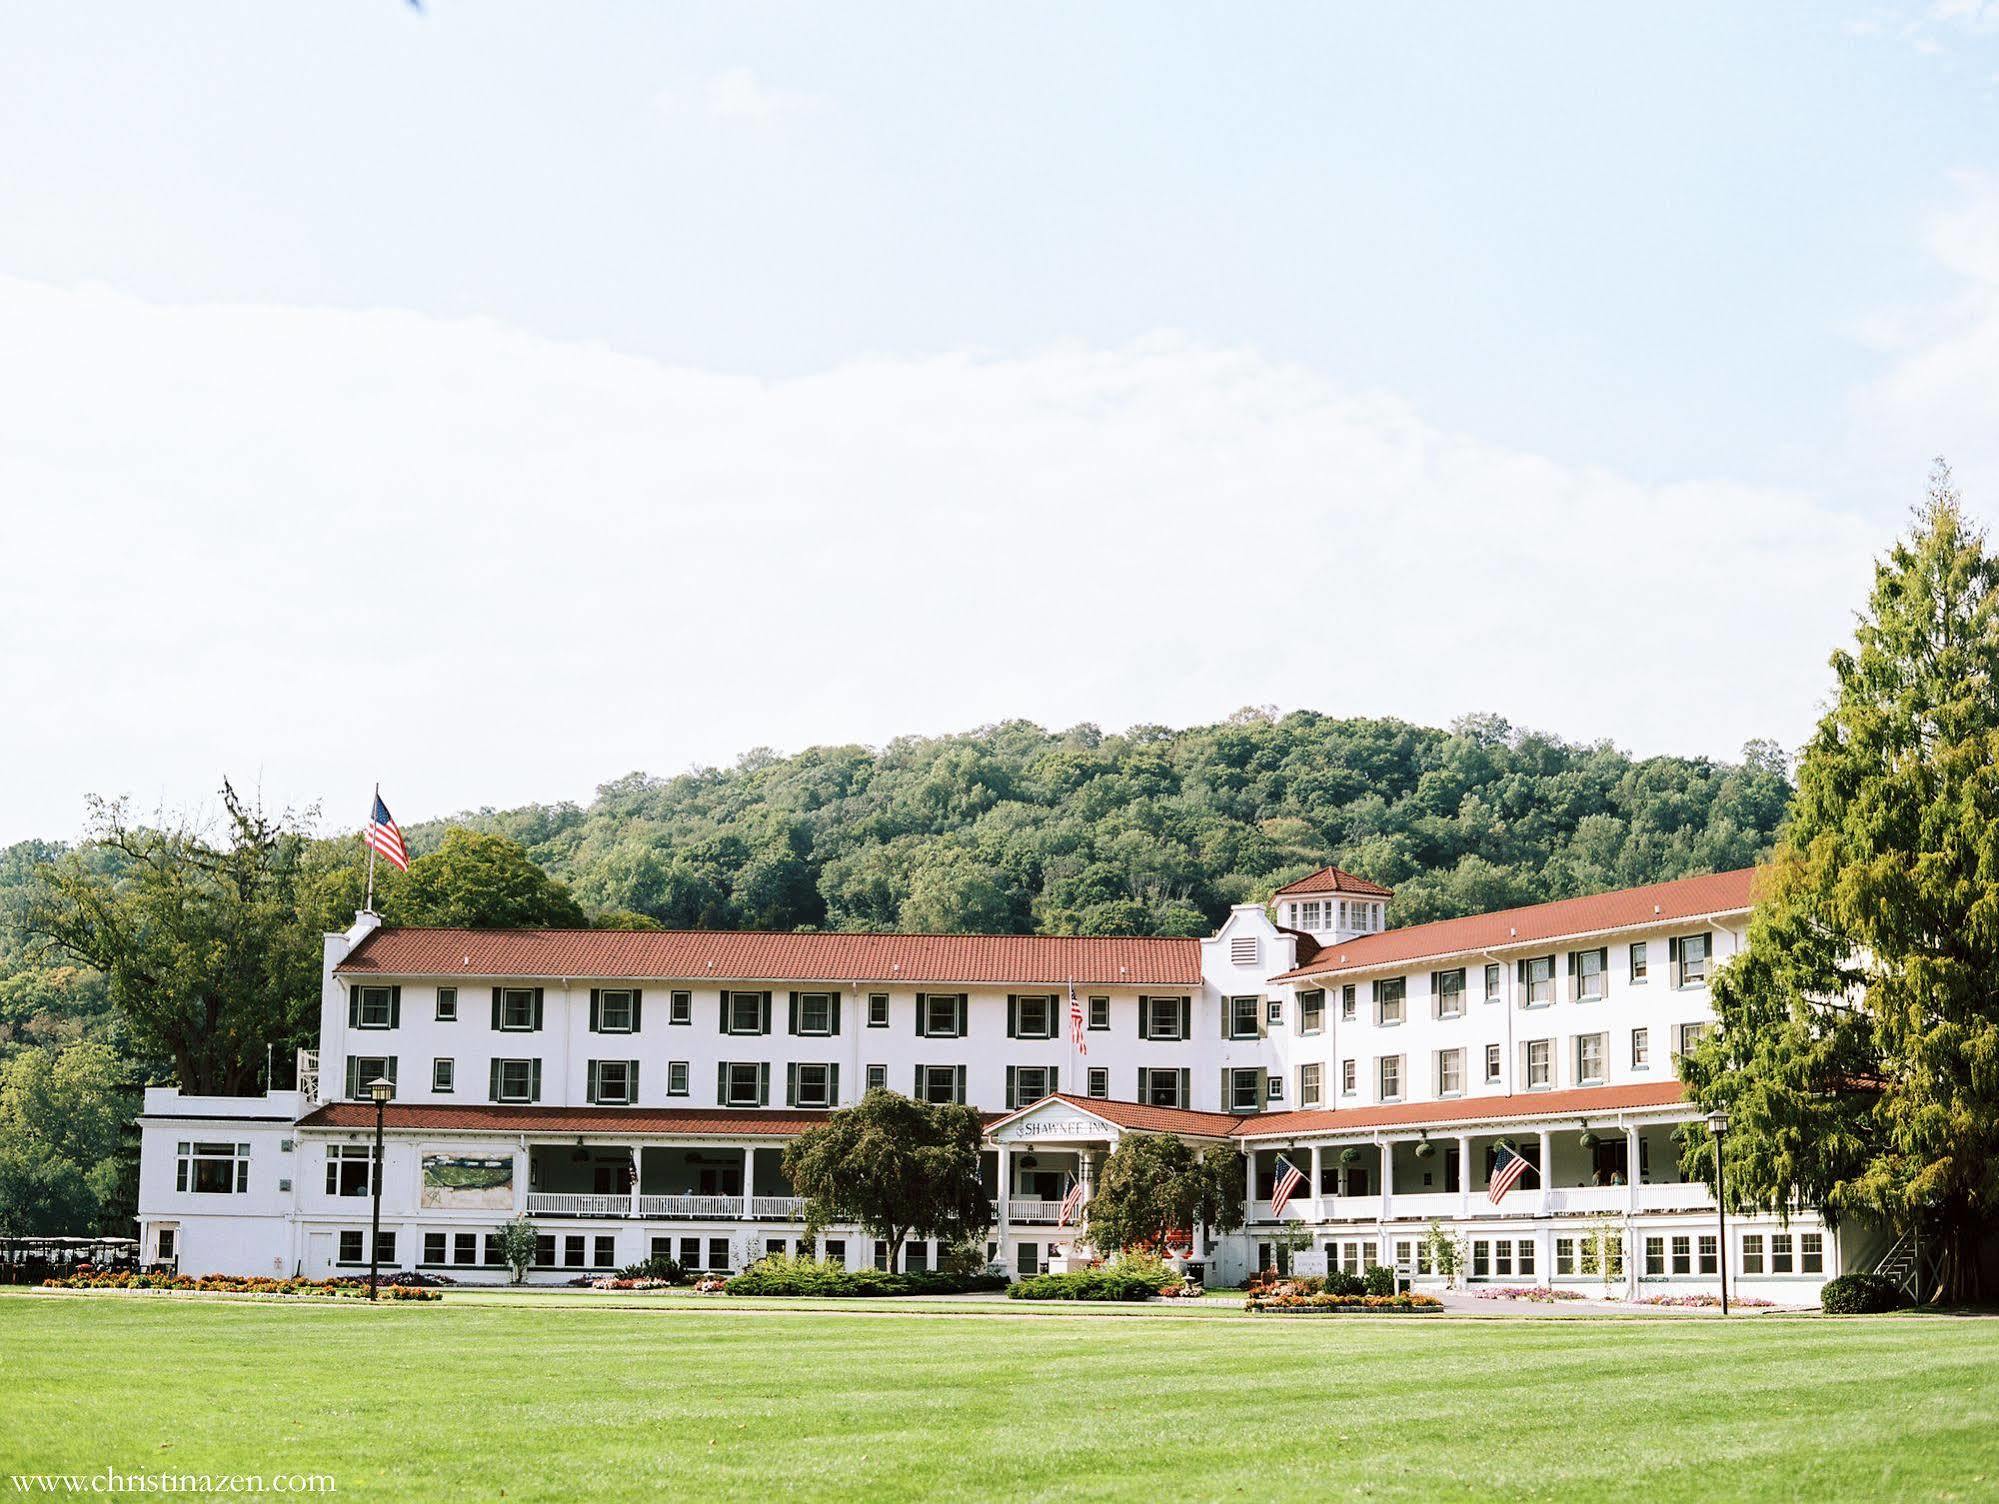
top-left (364, 781), bottom-right (379, 914)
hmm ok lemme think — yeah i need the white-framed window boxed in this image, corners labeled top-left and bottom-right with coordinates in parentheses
top-left (1340, 985), bottom-right (1357, 1021)
top-left (1525, 1039), bottom-right (1552, 1089)
top-left (1374, 977), bottom-right (1406, 1027)
top-left (1699, 1234), bottom-right (1719, 1274)
top-left (924, 994), bottom-right (963, 1038)
top-left (1437, 1048), bottom-right (1464, 1096)
top-left (1229, 1068), bottom-right (1263, 1113)
top-left (1571, 948), bottom-right (1607, 1002)
top-left (1088, 995), bottom-right (1109, 1030)
top-left (1555, 1237), bottom-right (1576, 1276)
top-left (592, 1059), bottom-right (635, 1105)
top-left (667, 1060), bottom-right (689, 1097)
top-left (1801, 1232), bottom-right (1824, 1273)
top-left (1377, 1055), bottom-right (1403, 1102)
top-left (1434, 969), bottom-right (1466, 1019)
top-left (865, 1063), bottom-right (887, 1091)
top-left (1294, 900), bottom-right (1321, 931)
top-left (1770, 1233), bottom-right (1795, 1273)
top-left (1299, 1062), bottom-right (1323, 1108)
top-left (1521, 956), bottom-right (1556, 1006)
top-left (1629, 942), bottom-right (1648, 983)
top-left (1148, 996), bottom-right (1183, 1040)
top-left (598, 989), bottom-right (635, 1032)
top-left (1016, 995), bottom-right (1053, 1038)
top-left (728, 992), bottom-right (766, 1035)
top-left (1484, 964), bottom-right (1502, 1004)
top-left (435, 987), bottom-right (457, 1022)
top-left (498, 988), bottom-right (537, 1031)
top-left (1012, 1065), bottom-right (1055, 1104)
top-left (1675, 1021), bottom-right (1714, 1058)
top-left (867, 993), bottom-right (890, 1027)
top-left (1672, 1235), bottom-right (1692, 1275)
top-left (432, 1057), bottom-right (454, 1093)
top-left (1139, 1067), bottom-right (1186, 1108)
top-left (1632, 1027), bottom-right (1650, 1069)
top-left (916, 1064), bottom-right (962, 1104)
top-left (1673, 932), bottom-right (1711, 988)
top-left (725, 1062), bottom-right (764, 1107)
top-left (797, 992), bottom-right (835, 1036)
top-left (1485, 1042), bottom-right (1503, 1083)
top-left (1742, 1234), bottom-right (1765, 1274)
top-left (338, 1229), bottom-right (394, 1267)
top-left (1644, 1236), bottom-right (1666, 1276)
top-left (1299, 990), bottom-right (1325, 1035)
top-left (793, 1063), bottom-right (835, 1108)
top-left (1087, 1066), bottom-right (1109, 1099)
top-left (345, 1055), bottom-right (396, 1100)
top-left (1266, 1073), bottom-right (1283, 1103)
top-left (1341, 1059), bottom-right (1357, 1096)
top-left (1230, 996), bottom-right (1261, 1039)
top-left (669, 990), bottom-right (692, 1025)
top-left (493, 1058), bottom-right (537, 1102)
top-left (323, 1144), bottom-right (372, 1198)
top-left (1267, 998), bottom-right (1284, 1027)
top-left (1575, 1033), bottom-right (1607, 1085)
top-left (354, 986), bottom-right (395, 1029)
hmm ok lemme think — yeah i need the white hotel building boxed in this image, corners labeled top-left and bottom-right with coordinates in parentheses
top-left (136, 865), bottom-right (1885, 1298)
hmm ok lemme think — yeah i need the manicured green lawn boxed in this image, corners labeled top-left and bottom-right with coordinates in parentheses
top-left (3, 1292), bottom-right (1996, 1502)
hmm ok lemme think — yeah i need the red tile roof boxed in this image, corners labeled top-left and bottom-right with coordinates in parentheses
top-left (1275, 867), bottom-right (1759, 981)
top-left (990, 1093), bottom-right (1245, 1138)
top-left (335, 928), bottom-right (1203, 988)
top-left (1272, 866), bottom-right (1394, 899)
top-left (1234, 1080), bottom-right (1689, 1139)
top-left (296, 1102), bottom-right (1004, 1137)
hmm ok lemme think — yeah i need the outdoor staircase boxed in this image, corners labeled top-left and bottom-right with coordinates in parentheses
top-left (1873, 1231), bottom-right (1918, 1298)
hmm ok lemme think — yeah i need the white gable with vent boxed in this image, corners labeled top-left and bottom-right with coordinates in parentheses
top-left (1200, 905), bottom-right (1292, 997)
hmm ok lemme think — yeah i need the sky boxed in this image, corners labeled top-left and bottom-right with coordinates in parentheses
top-left (6, 2), bottom-right (1999, 845)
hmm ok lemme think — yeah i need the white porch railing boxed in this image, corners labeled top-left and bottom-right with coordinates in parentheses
top-left (1543, 1186), bottom-right (1627, 1215)
top-left (1383, 1191), bottom-right (1460, 1221)
top-left (636, 1194), bottom-right (743, 1219)
top-left (1006, 1199), bottom-right (1072, 1223)
top-left (1634, 1181), bottom-right (1714, 1212)
top-left (751, 1196), bottom-right (804, 1219)
top-left (526, 1193), bottom-right (628, 1217)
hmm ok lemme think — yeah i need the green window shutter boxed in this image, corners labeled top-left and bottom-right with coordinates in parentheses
top-left (1668, 936), bottom-right (1680, 966)
top-left (828, 1064), bottom-right (839, 1103)
top-left (786, 1063), bottom-right (798, 1108)
top-left (1177, 996), bottom-right (1189, 1038)
top-left (389, 986), bottom-right (401, 1028)
top-left (1136, 1066), bottom-right (1148, 1099)
top-left (532, 989), bottom-right (545, 1031)
top-left (761, 992), bottom-right (772, 1036)
top-left (1178, 1067), bottom-right (1190, 1105)
top-left (1138, 999), bottom-right (1150, 1040)
top-left (829, 993), bottom-right (841, 1035)
top-left (529, 1059), bottom-right (542, 1102)
top-left (631, 990), bottom-right (644, 1030)
top-left (914, 1063), bottom-right (924, 1096)
top-left (1517, 959), bottom-right (1529, 988)
top-left (348, 990), bottom-right (359, 1028)
top-left (1049, 1066), bottom-right (1058, 1096)
top-left (627, 1061), bottom-right (639, 1102)
top-left (1005, 1065), bottom-right (1017, 1108)
top-left (587, 1061), bottom-right (599, 1104)
top-left (1007, 995), bottom-right (1018, 1038)
top-left (491, 988), bottom-right (502, 1029)
top-left (385, 1056), bottom-right (397, 1085)
top-left (718, 1062), bottom-right (728, 1105)
top-left (1598, 948), bottom-right (1610, 974)
top-left (1258, 997), bottom-right (1267, 1039)
top-left (789, 992), bottom-right (799, 1035)
top-left (488, 1060), bottom-right (501, 1102)
top-left (916, 994), bottom-right (928, 1038)
top-left (720, 991), bottom-right (731, 1032)
top-left (954, 1065), bottom-right (966, 1104)
top-left (589, 989), bottom-right (602, 1033)
top-left (1221, 996), bottom-right (1231, 1037)
top-left (345, 1057), bottom-right (359, 1099)
top-left (757, 1063), bottom-right (770, 1107)
top-left (956, 996), bottom-right (968, 1036)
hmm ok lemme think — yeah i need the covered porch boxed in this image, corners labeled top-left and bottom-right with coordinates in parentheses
top-left (525, 1139), bottom-right (803, 1219)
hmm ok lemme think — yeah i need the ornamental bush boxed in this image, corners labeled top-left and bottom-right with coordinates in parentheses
top-left (1245, 1291), bottom-right (1442, 1314)
top-left (722, 1253), bottom-right (1004, 1298)
top-left (41, 1271), bottom-right (440, 1301)
top-left (617, 1255), bottom-right (686, 1286)
top-left (1363, 1265), bottom-right (1397, 1297)
top-left (1006, 1267), bottom-right (1161, 1301)
top-left (1818, 1273), bottom-right (1908, 1315)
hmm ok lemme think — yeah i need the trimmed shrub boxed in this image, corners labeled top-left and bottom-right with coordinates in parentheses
top-left (1363, 1265), bottom-right (1397, 1297)
top-left (1819, 1273), bottom-right (1908, 1315)
top-left (1007, 1267), bottom-right (1160, 1302)
top-left (723, 1253), bottom-right (1004, 1297)
top-left (617, 1255), bottom-right (686, 1286)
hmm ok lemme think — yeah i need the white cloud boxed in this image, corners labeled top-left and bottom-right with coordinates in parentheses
top-left (0, 278), bottom-right (1879, 842)
top-left (681, 67), bottom-right (822, 123)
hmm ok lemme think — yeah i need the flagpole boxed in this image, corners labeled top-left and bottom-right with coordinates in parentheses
top-left (364, 781), bottom-right (379, 914)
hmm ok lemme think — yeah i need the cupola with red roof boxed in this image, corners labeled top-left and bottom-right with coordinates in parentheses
top-left (1270, 865), bottom-right (1392, 943)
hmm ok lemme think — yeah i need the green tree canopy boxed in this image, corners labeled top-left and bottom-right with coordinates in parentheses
top-left (0, 1040), bottom-right (135, 1235)
top-left (781, 1088), bottom-right (992, 1264)
top-left (1685, 464), bottom-right (1999, 1301)
top-left (1085, 1133), bottom-right (1244, 1255)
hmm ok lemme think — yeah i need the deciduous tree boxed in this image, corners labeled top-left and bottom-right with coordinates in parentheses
top-left (1085, 1133), bottom-right (1243, 1255)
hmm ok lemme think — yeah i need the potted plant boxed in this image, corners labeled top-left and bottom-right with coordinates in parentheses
top-left (1413, 1139), bottom-right (1436, 1161)
top-left (1339, 1146), bottom-right (1362, 1166)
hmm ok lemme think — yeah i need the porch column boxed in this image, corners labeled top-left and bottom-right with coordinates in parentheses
top-left (1456, 1133), bottom-right (1472, 1215)
top-left (995, 1145), bottom-right (1012, 1267)
top-left (1309, 1146), bottom-right (1322, 1211)
top-left (742, 1145), bottom-right (757, 1220)
top-left (628, 1146), bottom-right (641, 1219)
top-left (514, 1142), bottom-right (529, 1214)
top-left (1537, 1129), bottom-right (1553, 1208)
top-left (1625, 1125), bottom-right (1642, 1213)
top-left (1379, 1139), bottom-right (1393, 1219)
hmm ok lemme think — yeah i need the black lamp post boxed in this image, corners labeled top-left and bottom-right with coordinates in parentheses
top-left (1706, 1109), bottom-right (1731, 1315)
top-left (367, 1076), bottom-right (394, 1301)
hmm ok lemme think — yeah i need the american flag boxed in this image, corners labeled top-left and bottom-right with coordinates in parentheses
top-left (365, 791), bottom-right (410, 872)
top-left (1067, 980), bottom-right (1087, 1055)
top-left (1056, 1176), bottom-right (1087, 1228)
top-left (1270, 1154), bottom-right (1307, 1217)
top-left (1487, 1143), bottom-right (1533, 1204)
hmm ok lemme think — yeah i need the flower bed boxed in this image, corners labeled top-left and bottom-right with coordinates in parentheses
top-left (1475, 1286), bottom-right (1584, 1303)
top-left (1637, 1293), bottom-right (1776, 1309)
top-left (42, 1271), bottom-right (440, 1301)
top-left (1245, 1292), bottom-right (1443, 1314)
top-left (587, 1277), bottom-right (676, 1291)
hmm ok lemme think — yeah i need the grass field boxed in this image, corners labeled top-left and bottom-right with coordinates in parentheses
top-left (3, 1292), bottom-right (1997, 1502)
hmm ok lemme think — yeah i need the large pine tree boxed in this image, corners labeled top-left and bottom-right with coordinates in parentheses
top-left (1685, 462), bottom-right (1999, 1301)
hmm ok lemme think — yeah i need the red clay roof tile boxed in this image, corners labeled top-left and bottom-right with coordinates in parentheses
top-left (1234, 1080), bottom-right (1689, 1138)
top-left (1271, 866), bottom-right (1395, 899)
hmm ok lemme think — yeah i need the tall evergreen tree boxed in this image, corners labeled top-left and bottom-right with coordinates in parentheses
top-left (1685, 463), bottom-right (1999, 1300)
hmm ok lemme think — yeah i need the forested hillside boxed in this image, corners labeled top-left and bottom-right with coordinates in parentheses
top-left (409, 710), bottom-right (1790, 937)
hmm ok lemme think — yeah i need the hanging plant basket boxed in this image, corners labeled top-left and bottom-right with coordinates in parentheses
top-left (1339, 1146), bottom-right (1362, 1166)
top-left (1413, 1140), bottom-right (1437, 1161)
top-left (1669, 1126), bottom-right (1688, 1145)
top-left (1579, 1130), bottom-right (1600, 1149)
top-left (1494, 1137), bottom-right (1517, 1154)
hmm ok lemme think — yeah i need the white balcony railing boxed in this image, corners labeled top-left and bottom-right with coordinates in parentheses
top-left (1384, 1191), bottom-right (1461, 1221)
top-left (636, 1194), bottom-right (744, 1220)
top-left (1006, 1199), bottom-right (1073, 1223)
top-left (526, 1193), bottom-right (628, 1217)
top-left (751, 1196), bottom-right (805, 1219)
top-left (1634, 1181), bottom-right (1715, 1212)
